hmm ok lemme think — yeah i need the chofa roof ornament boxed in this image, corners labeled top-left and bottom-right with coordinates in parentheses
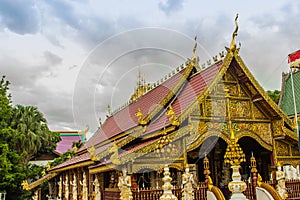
top-left (226, 14), bottom-right (240, 54)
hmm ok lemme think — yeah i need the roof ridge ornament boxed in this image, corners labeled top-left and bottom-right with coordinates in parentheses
top-left (166, 105), bottom-right (180, 126)
top-left (192, 36), bottom-right (197, 59)
top-left (226, 14), bottom-right (240, 55)
top-left (135, 108), bottom-right (147, 125)
top-left (109, 141), bottom-right (121, 165)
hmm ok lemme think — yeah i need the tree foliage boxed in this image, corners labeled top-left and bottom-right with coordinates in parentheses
top-left (0, 76), bottom-right (60, 199)
top-left (267, 90), bottom-right (281, 104)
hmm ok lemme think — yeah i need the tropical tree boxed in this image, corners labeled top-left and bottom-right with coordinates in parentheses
top-left (0, 76), bottom-right (60, 199)
top-left (11, 105), bottom-right (60, 163)
top-left (0, 76), bottom-right (27, 198)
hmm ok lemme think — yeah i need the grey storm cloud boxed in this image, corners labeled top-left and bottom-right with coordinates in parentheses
top-left (159, 0), bottom-right (184, 15)
top-left (42, 0), bottom-right (117, 48)
top-left (44, 51), bottom-right (63, 66)
top-left (0, 0), bottom-right (39, 34)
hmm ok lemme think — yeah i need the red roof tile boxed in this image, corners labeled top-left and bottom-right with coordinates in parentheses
top-left (143, 61), bottom-right (222, 135)
top-left (53, 61), bottom-right (222, 170)
top-left (81, 70), bottom-right (186, 151)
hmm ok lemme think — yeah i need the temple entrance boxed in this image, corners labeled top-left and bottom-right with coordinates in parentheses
top-left (187, 135), bottom-right (272, 188)
top-left (238, 136), bottom-right (272, 181)
top-left (187, 136), bottom-right (227, 184)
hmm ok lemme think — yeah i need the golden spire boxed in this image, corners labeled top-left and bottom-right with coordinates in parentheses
top-left (130, 67), bottom-right (150, 101)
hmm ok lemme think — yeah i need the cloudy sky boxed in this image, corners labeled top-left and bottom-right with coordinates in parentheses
top-left (0, 0), bottom-right (299, 137)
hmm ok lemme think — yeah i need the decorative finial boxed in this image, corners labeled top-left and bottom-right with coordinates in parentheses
top-left (130, 67), bottom-right (149, 101)
top-left (99, 117), bottom-right (102, 127)
top-left (230, 14), bottom-right (239, 52)
top-left (166, 105), bottom-right (180, 126)
top-left (212, 55), bottom-right (218, 62)
top-left (135, 108), bottom-right (147, 125)
top-left (22, 180), bottom-right (30, 191)
top-left (226, 14), bottom-right (239, 53)
top-left (88, 144), bottom-right (99, 161)
top-left (192, 36), bottom-right (197, 59)
top-left (107, 104), bottom-right (111, 117)
top-left (109, 141), bottom-right (121, 165)
top-left (79, 125), bottom-right (89, 140)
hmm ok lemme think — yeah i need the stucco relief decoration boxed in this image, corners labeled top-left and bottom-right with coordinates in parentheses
top-left (238, 122), bottom-right (249, 131)
top-left (225, 73), bottom-right (235, 82)
top-left (206, 99), bottom-right (226, 117)
top-left (245, 123), bottom-right (272, 144)
top-left (292, 146), bottom-right (300, 156)
top-left (273, 120), bottom-right (284, 137)
top-left (227, 84), bottom-right (237, 96)
top-left (215, 83), bottom-right (225, 94)
top-left (198, 121), bottom-right (207, 134)
top-left (276, 141), bottom-right (290, 156)
top-left (253, 106), bottom-right (267, 119)
top-left (231, 100), bottom-right (250, 118)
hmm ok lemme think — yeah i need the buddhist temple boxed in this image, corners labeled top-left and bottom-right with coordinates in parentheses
top-left (24, 16), bottom-right (300, 200)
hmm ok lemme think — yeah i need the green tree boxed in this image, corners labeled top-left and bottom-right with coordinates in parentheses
top-left (0, 76), bottom-right (27, 199)
top-left (11, 105), bottom-right (60, 163)
top-left (267, 90), bottom-right (281, 104)
top-left (0, 76), bottom-right (60, 199)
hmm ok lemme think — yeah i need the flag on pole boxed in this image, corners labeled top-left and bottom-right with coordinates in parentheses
top-left (288, 49), bottom-right (300, 68)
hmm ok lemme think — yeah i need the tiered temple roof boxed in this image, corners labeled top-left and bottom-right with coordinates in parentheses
top-left (279, 71), bottom-right (300, 116)
top-left (28, 17), bottom-right (300, 194)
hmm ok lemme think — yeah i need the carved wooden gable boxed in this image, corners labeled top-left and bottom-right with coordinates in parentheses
top-left (191, 65), bottom-right (273, 150)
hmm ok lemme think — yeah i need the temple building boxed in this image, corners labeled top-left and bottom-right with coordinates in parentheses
top-left (279, 49), bottom-right (300, 140)
top-left (24, 17), bottom-right (300, 200)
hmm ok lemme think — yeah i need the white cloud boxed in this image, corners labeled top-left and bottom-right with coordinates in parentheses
top-left (0, 0), bottom-right (299, 134)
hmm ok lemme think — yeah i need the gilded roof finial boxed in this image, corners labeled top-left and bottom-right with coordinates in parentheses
top-left (88, 144), bottom-right (98, 161)
top-left (107, 104), bottom-right (111, 117)
top-left (109, 141), bottom-right (121, 165)
top-left (226, 14), bottom-right (239, 54)
top-left (22, 180), bottom-right (30, 191)
top-left (130, 67), bottom-right (149, 101)
top-left (135, 108), bottom-right (147, 125)
top-left (192, 36), bottom-right (197, 59)
top-left (99, 117), bottom-right (102, 127)
top-left (166, 105), bottom-right (180, 126)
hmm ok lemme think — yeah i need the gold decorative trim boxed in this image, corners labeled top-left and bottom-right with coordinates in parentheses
top-left (113, 126), bottom-right (190, 165)
top-left (26, 173), bottom-right (58, 190)
top-left (234, 54), bottom-right (294, 129)
top-left (166, 105), bottom-right (180, 126)
top-left (211, 186), bottom-right (226, 200)
top-left (276, 158), bottom-right (300, 167)
top-left (142, 55), bottom-right (198, 125)
top-left (187, 130), bottom-right (231, 152)
top-left (179, 52), bottom-right (234, 125)
top-left (51, 161), bottom-right (94, 173)
top-left (89, 165), bottom-right (115, 174)
top-left (168, 163), bottom-right (183, 171)
top-left (259, 182), bottom-right (283, 200)
top-left (135, 108), bottom-right (147, 125)
top-left (236, 132), bottom-right (273, 151)
top-left (282, 126), bottom-right (298, 141)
